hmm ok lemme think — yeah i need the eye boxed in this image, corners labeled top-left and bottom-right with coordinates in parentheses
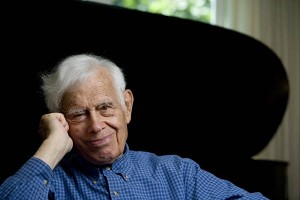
top-left (101, 103), bottom-right (110, 110)
top-left (98, 102), bottom-right (116, 116)
top-left (65, 111), bottom-right (87, 123)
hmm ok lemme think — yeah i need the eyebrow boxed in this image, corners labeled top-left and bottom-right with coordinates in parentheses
top-left (61, 99), bottom-right (117, 114)
top-left (61, 107), bottom-right (85, 116)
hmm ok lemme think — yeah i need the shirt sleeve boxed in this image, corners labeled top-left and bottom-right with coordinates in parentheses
top-left (0, 157), bottom-right (54, 200)
top-left (182, 158), bottom-right (270, 200)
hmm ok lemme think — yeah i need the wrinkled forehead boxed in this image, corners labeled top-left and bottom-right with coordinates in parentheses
top-left (61, 69), bottom-right (119, 109)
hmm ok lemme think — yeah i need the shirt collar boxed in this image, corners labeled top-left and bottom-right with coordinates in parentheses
top-left (63, 143), bottom-right (132, 180)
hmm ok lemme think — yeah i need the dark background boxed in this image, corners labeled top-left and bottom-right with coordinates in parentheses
top-left (1, 1), bottom-right (289, 199)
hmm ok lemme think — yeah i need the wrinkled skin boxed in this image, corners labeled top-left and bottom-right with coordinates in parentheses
top-left (60, 68), bottom-right (134, 165)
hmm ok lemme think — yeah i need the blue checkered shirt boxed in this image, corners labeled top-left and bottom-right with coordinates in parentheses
top-left (0, 144), bottom-right (268, 199)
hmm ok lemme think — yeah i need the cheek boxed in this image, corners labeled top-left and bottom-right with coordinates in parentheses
top-left (107, 112), bottom-right (127, 127)
top-left (68, 125), bottom-right (84, 138)
top-left (107, 116), bottom-right (128, 138)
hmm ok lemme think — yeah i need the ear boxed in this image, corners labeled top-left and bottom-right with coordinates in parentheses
top-left (123, 89), bottom-right (134, 123)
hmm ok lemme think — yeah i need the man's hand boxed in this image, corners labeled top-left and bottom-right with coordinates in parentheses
top-left (34, 113), bottom-right (73, 169)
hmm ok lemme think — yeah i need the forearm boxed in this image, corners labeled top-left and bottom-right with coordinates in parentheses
top-left (33, 137), bottom-right (69, 170)
top-left (35, 113), bottom-right (73, 169)
top-left (0, 158), bottom-right (54, 200)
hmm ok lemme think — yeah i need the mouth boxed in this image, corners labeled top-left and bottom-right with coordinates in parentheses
top-left (88, 134), bottom-right (113, 147)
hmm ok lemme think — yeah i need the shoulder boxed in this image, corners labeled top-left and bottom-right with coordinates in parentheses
top-left (128, 150), bottom-right (200, 172)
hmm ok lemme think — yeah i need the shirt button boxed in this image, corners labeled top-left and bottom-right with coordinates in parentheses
top-left (106, 167), bottom-right (111, 170)
top-left (92, 180), bottom-right (97, 184)
top-left (43, 179), bottom-right (48, 186)
top-left (124, 174), bottom-right (129, 180)
top-left (113, 191), bottom-right (119, 196)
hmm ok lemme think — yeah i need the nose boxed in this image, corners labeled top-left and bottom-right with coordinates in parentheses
top-left (87, 111), bottom-right (105, 133)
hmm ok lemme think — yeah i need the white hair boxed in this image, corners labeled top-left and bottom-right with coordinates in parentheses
top-left (41, 53), bottom-right (126, 112)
